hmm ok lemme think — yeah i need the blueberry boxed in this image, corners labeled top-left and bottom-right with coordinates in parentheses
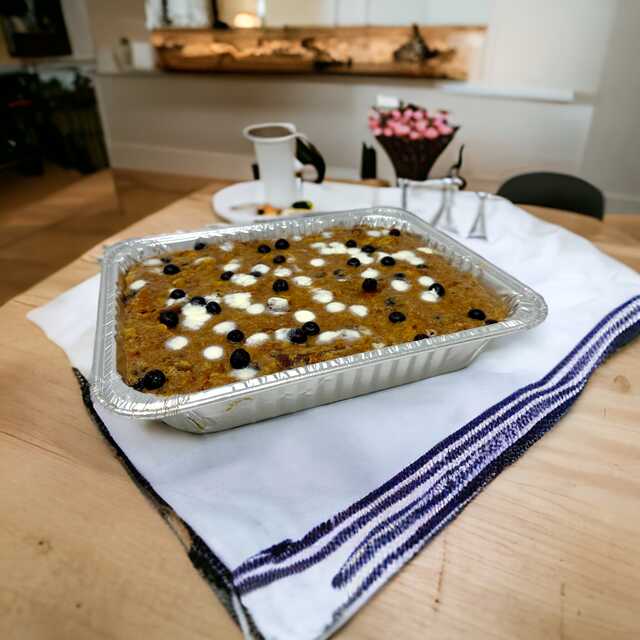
top-left (143, 369), bottom-right (166, 390)
top-left (190, 296), bottom-right (206, 306)
top-left (169, 288), bottom-right (186, 299)
top-left (429, 283), bottom-right (446, 297)
top-left (485, 318), bottom-right (498, 325)
top-left (273, 279), bottom-right (289, 292)
top-left (302, 321), bottom-right (320, 336)
top-left (333, 268), bottom-right (346, 279)
top-left (288, 328), bottom-right (308, 344)
top-left (230, 348), bottom-right (251, 369)
top-left (345, 239), bottom-right (357, 248)
top-left (381, 256), bottom-right (396, 267)
top-left (468, 308), bottom-right (486, 321)
top-left (206, 301), bottom-right (221, 314)
top-left (273, 255), bottom-right (286, 264)
top-left (159, 310), bottom-right (179, 328)
top-left (414, 333), bottom-right (428, 340)
top-left (388, 311), bottom-right (406, 323)
top-left (257, 244), bottom-right (271, 254)
top-left (227, 329), bottom-right (245, 343)
top-left (389, 228), bottom-right (401, 236)
top-left (394, 273), bottom-right (406, 280)
top-left (132, 378), bottom-right (145, 391)
top-left (163, 263), bottom-right (180, 275)
top-left (275, 238), bottom-right (290, 250)
top-left (220, 271), bottom-right (233, 280)
top-left (347, 257), bottom-right (361, 267)
top-left (194, 241), bottom-right (206, 250)
top-left (250, 271), bottom-right (263, 278)
top-left (361, 244), bottom-right (376, 254)
top-left (362, 278), bottom-right (378, 292)
top-left (291, 200), bottom-right (312, 209)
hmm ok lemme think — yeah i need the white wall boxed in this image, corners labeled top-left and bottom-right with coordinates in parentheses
top-left (483, 0), bottom-right (617, 93)
top-left (581, 0), bottom-right (640, 212)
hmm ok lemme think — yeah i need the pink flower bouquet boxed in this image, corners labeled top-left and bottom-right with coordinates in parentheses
top-left (369, 104), bottom-right (459, 182)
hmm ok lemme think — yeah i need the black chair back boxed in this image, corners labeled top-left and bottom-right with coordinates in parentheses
top-left (497, 172), bottom-right (604, 220)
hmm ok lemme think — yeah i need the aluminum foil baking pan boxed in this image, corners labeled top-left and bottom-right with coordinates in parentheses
top-left (91, 207), bottom-right (547, 434)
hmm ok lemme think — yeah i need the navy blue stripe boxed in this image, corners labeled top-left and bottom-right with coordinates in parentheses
top-left (329, 319), bottom-right (640, 615)
top-left (233, 297), bottom-right (640, 586)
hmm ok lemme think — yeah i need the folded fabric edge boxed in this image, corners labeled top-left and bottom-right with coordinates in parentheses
top-left (72, 369), bottom-right (263, 640)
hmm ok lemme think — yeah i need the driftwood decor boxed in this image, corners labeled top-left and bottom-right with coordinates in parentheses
top-left (150, 25), bottom-right (485, 80)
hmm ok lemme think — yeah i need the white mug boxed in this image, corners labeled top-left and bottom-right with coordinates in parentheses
top-left (243, 122), bottom-right (325, 208)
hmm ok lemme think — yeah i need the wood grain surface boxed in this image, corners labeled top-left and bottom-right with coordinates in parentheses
top-left (1, 182), bottom-right (639, 640)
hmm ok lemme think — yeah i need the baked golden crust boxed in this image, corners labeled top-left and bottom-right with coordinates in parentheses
top-left (117, 226), bottom-right (508, 395)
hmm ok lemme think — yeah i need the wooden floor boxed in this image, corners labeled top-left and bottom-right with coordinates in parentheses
top-left (0, 166), bottom-right (209, 305)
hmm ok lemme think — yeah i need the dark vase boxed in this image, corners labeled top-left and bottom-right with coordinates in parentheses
top-left (376, 127), bottom-right (458, 182)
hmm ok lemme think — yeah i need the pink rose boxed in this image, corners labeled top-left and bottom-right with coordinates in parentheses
top-left (437, 124), bottom-right (454, 136)
top-left (409, 130), bottom-right (420, 140)
top-left (424, 127), bottom-right (439, 140)
top-left (415, 119), bottom-right (428, 132)
top-left (412, 110), bottom-right (425, 120)
top-left (383, 127), bottom-right (394, 136)
top-left (372, 127), bottom-right (383, 136)
top-left (391, 109), bottom-right (401, 119)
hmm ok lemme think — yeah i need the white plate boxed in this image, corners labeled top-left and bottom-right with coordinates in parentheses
top-left (212, 180), bottom-right (380, 224)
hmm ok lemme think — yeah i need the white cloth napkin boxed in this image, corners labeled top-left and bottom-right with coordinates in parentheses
top-left (29, 191), bottom-right (640, 640)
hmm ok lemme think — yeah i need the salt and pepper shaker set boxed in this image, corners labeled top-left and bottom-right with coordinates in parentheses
top-left (398, 177), bottom-right (490, 240)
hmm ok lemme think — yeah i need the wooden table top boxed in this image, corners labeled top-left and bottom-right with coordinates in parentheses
top-left (2, 182), bottom-right (639, 640)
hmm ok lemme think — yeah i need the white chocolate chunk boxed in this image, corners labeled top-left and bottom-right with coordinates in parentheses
top-left (213, 320), bottom-right (237, 334)
top-left (340, 329), bottom-right (361, 340)
top-left (129, 279), bottom-right (146, 291)
top-left (165, 336), bottom-right (188, 350)
top-left (420, 291), bottom-right (440, 303)
top-left (251, 263), bottom-right (270, 274)
top-left (319, 242), bottom-right (348, 255)
top-left (310, 258), bottom-right (325, 267)
top-left (232, 367), bottom-right (258, 380)
top-left (292, 235), bottom-right (303, 241)
top-left (294, 309), bottom-right (316, 323)
top-left (224, 292), bottom-right (252, 309)
top-left (418, 275), bottom-right (435, 288)
top-left (417, 246), bottom-right (435, 254)
top-left (231, 273), bottom-right (257, 287)
top-left (275, 327), bottom-right (292, 341)
top-left (203, 345), bottom-right (224, 360)
top-left (181, 303), bottom-right (210, 330)
top-left (267, 297), bottom-right (289, 313)
top-left (312, 289), bottom-right (334, 304)
top-left (366, 230), bottom-right (382, 237)
top-left (274, 267), bottom-right (292, 277)
top-left (223, 260), bottom-right (241, 272)
top-left (246, 332), bottom-right (269, 346)
top-left (143, 258), bottom-right (162, 266)
top-left (321, 231), bottom-right (333, 238)
top-left (317, 330), bottom-right (340, 344)
top-left (361, 268), bottom-right (379, 279)
top-left (293, 275), bottom-right (312, 286)
top-left (246, 303), bottom-right (266, 315)
top-left (326, 301), bottom-right (346, 313)
top-left (193, 256), bottom-right (213, 265)
top-left (392, 250), bottom-right (424, 266)
top-left (220, 242), bottom-right (234, 252)
top-left (391, 279), bottom-right (411, 292)
top-left (349, 304), bottom-right (368, 317)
